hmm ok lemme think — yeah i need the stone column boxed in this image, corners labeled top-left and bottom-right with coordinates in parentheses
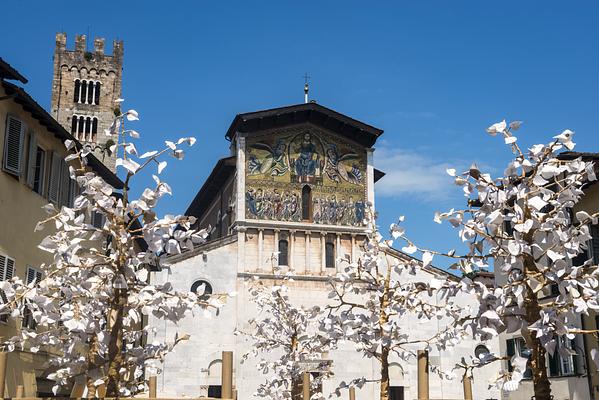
top-left (366, 148), bottom-right (375, 210)
top-left (320, 232), bottom-right (326, 273)
top-left (258, 228), bottom-right (264, 271)
top-left (237, 226), bottom-right (247, 273)
top-left (336, 234), bottom-right (341, 270)
top-left (236, 135), bottom-right (246, 222)
top-left (289, 230), bottom-right (296, 271)
top-left (305, 231), bottom-right (311, 275)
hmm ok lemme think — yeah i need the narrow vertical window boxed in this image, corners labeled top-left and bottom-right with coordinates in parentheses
top-left (32, 147), bottom-right (45, 195)
top-left (71, 115), bottom-right (77, 134)
top-left (85, 117), bottom-right (91, 141)
top-left (278, 239), bottom-right (289, 266)
top-left (78, 116), bottom-right (84, 136)
top-left (87, 81), bottom-right (94, 104)
top-left (302, 185), bottom-right (312, 221)
top-left (81, 80), bottom-right (87, 104)
top-left (94, 81), bottom-right (101, 105)
top-left (92, 118), bottom-right (98, 142)
top-left (325, 242), bottom-right (335, 268)
top-left (73, 79), bottom-right (80, 103)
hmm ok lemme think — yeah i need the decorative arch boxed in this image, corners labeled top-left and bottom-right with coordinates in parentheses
top-left (191, 279), bottom-right (213, 299)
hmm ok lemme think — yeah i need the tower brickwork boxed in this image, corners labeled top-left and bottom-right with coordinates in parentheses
top-left (51, 32), bottom-right (123, 172)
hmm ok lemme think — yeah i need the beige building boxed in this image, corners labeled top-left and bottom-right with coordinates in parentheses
top-left (0, 57), bottom-right (123, 396)
top-left (149, 102), bottom-right (502, 400)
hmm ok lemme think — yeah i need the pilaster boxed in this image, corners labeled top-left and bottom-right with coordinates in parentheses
top-left (236, 135), bottom-right (246, 222)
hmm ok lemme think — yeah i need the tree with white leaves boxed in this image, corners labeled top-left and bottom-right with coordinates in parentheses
top-left (394, 121), bottom-right (599, 400)
top-left (0, 104), bottom-right (224, 396)
top-left (238, 272), bottom-right (330, 400)
top-left (322, 209), bottom-right (466, 400)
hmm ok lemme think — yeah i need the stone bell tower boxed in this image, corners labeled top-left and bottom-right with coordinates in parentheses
top-left (50, 32), bottom-right (123, 172)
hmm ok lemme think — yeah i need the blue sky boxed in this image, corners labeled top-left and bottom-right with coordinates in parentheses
top-left (2, 1), bottom-right (598, 269)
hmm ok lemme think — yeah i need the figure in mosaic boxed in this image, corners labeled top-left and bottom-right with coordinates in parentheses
top-left (324, 144), bottom-right (362, 185)
top-left (289, 132), bottom-right (323, 184)
top-left (247, 139), bottom-right (289, 176)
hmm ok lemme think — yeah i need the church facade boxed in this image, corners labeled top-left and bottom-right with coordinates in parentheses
top-left (148, 102), bottom-right (502, 399)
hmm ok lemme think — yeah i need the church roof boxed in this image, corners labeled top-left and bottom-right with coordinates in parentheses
top-left (186, 156), bottom-right (236, 218)
top-left (225, 102), bottom-right (383, 147)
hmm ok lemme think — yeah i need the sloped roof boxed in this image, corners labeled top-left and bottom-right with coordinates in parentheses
top-left (186, 156), bottom-right (236, 218)
top-left (0, 57), bottom-right (28, 83)
top-left (225, 102), bottom-right (383, 147)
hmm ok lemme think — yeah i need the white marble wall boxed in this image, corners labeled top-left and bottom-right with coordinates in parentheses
top-left (148, 234), bottom-right (505, 400)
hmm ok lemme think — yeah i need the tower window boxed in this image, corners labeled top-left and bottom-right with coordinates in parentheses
top-left (80, 80), bottom-right (87, 104)
top-left (78, 116), bottom-right (84, 135)
top-left (94, 81), bottom-right (101, 105)
top-left (85, 117), bottom-right (92, 139)
top-left (278, 239), bottom-right (289, 266)
top-left (87, 82), bottom-right (94, 104)
top-left (71, 115), bottom-right (77, 134)
top-left (325, 242), bottom-right (335, 268)
top-left (301, 185), bottom-right (312, 221)
top-left (73, 79), bottom-right (80, 103)
top-left (92, 117), bottom-right (98, 142)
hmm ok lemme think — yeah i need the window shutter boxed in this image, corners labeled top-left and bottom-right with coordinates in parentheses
top-left (0, 255), bottom-right (15, 281)
top-left (48, 152), bottom-right (61, 203)
top-left (548, 348), bottom-right (559, 376)
top-left (26, 132), bottom-right (38, 187)
top-left (59, 160), bottom-right (70, 207)
top-left (3, 116), bottom-right (25, 175)
top-left (506, 338), bottom-right (515, 372)
top-left (26, 266), bottom-right (42, 285)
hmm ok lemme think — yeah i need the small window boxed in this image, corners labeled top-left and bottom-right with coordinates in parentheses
top-left (506, 337), bottom-right (532, 379)
top-left (208, 386), bottom-right (221, 398)
top-left (32, 147), bottom-right (46, 195)
top-left (22, 266), bottom-right (42, 329)
top-left (474, 344), bottom-right (490, 359)
top-left (73, 79), bottom-right (80, 103)
top-left (325, 242), bottom-right (335, 268)
top-left (71, 115), bottom-right (78, 134)
top-left (389, 387), bottom-right (404, 400)
top-left (91, 211), bottom-right (105, 229)
top-left (78, 116), bottom-right (84, 135)
top-left (191, 280), bottom-right (213, 299)
top-left (80, 80), bottom-right (87, 104)
top-left (92, 118), bottom-right (98, 142)
top-left (302, 185), bottom-right (312, 221)
top-left (549, 336), bottom-right (578, 377)
top-left (0, 254), bottom-right (16, 323)
top-left (85, 117), bottom-right (92, 140)
top-left (94, 81), bottom-right (101, 105)
top-left (278, 239), bottom-right (288, 266)
top-left (87, 81), bottom-right (94, 104)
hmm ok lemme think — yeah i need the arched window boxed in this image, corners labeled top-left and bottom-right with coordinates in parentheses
top-left (278, 239), bottom-right (288, 266)
top-left (73, 79), bottom-right (80, 103)
top-left (87, 81), bottom-right (94, 104)
top-left (78, 116), bottom-right (84, 136)
top-left (91, 118), bottom-right (98, 142)
top-left (80, 80), bottom-right (87, 104)
top-left (94, 81), bottom-right (101, 105)
top-left (191, 280), bottom-right (213, 299)
top-left (302, 185), bottom-right (312, 221)
top-left (325, 242), bottom-right (335, 268)
top-left (85, 117), bottom-right (92, 138)
top-left (71, 115), bottom-right (77, 134)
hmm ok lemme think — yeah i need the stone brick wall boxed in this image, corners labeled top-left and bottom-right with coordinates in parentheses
top-left (50, 33), bottom-right (123, 172)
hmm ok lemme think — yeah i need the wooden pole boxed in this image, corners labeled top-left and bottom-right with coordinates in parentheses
top-left (149, 375), bottom-right (157, 398)
top-left (349, 386), bottom-right (356, 400)
top-left (15, 385), bottom-right (24, 398)
top-left (463, 374), bottom-right (473, 400)
top-left (302, 372), bottom-right (310, 400)
top-left (417, 350), bottom-right (429, 400)
top-left (222, 351), bottom-right (233, 399)
top-left (0, 352), bottom-right (6, 398)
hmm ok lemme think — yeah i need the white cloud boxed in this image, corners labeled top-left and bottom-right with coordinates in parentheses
top-left (374, 146), bottom-right (461, 201)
